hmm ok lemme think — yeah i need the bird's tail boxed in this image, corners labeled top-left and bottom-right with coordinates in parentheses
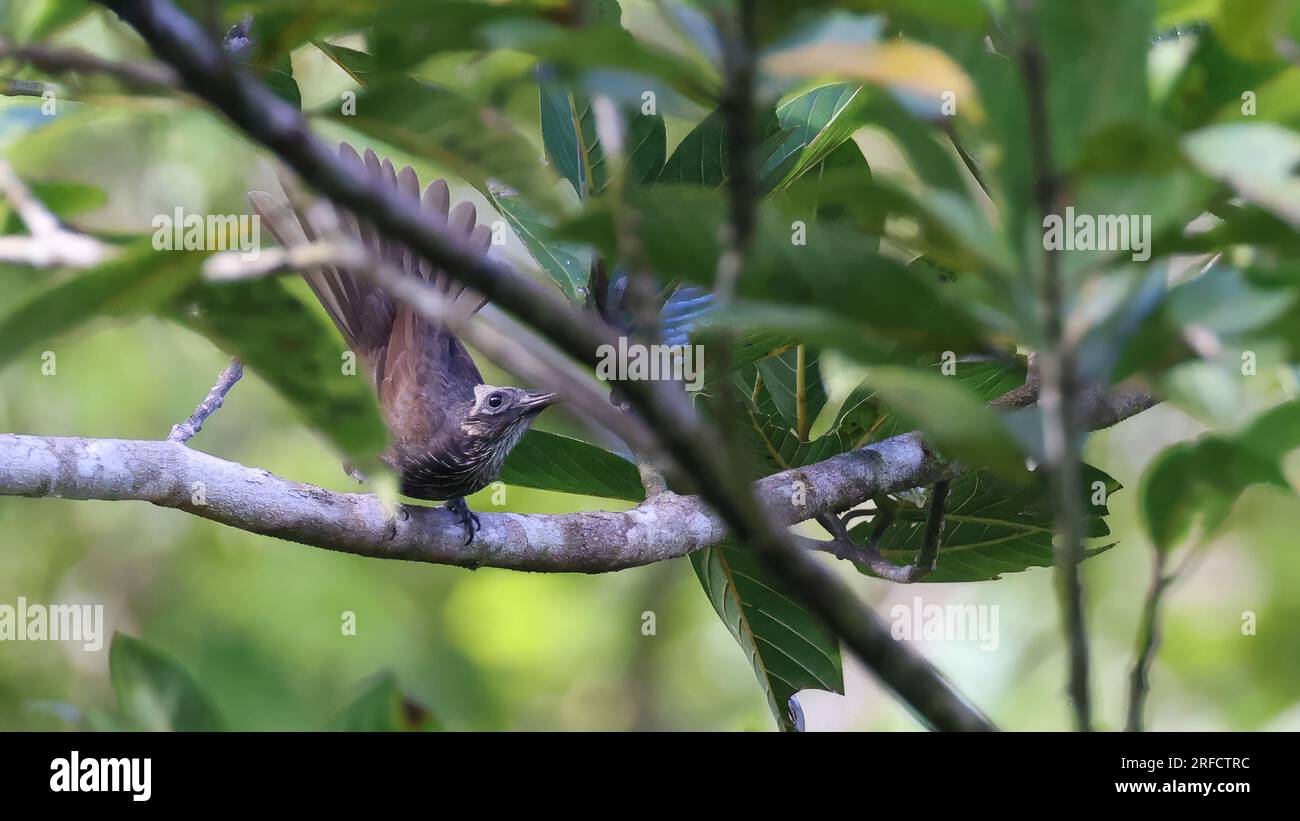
top-left (248, 141), bottom-right (491, 370)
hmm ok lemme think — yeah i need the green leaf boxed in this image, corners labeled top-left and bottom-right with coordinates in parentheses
top-left (1183, 123), bottom-right (1300, 228)
top-left (750, 345), bottom-right (828, 440)
top-left (0, 180), bottom-right (105, 234)
top-left (0, 242), bottom-right (204, 367)
top-left (625, 111), bottom-right (667, 185)
top-left (763, 82), bottom-right (869, 190)
top-left (319, 44), bottom-right (567, 215)
top-left (1037, 0), bottom-right (1155, 172)
top-left (837, 365), bottom-right (1028, 479)
top-left (9, 0), bottom-right (89, 40)
top-left (540, 77), bottom-right (605, 198)
top-left (658, 109), bottom-right (728, 186)
top-left (559, 188), bottom-right (984, 350)
top-left (691, 541), bottom-right (843, 731)
top-left (329, 673), bottom-right (440, 731)
top-left (500, 430), bottom-right (644, 501)
top-left (1141, 400), bottom-right (1300, 550)
top-left (856, 466), bottom-right (1120, 582)
top-left (489, 191), bottom-right (586, 302)
top-left (166, 278), bottom-right (389, 467)
top-left (109, 633), bottom-right (226, 731)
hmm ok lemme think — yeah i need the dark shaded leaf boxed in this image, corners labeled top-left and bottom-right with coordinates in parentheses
top-left (500, 430), bottom-right (644, 501)
top-left (110, 633), bottom-right (225, 732)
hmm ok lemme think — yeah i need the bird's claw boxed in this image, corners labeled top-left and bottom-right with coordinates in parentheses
top-left (444, 498), bottom-right (481, 545)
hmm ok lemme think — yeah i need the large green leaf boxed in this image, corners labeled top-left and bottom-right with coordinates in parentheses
top-left (1183, 123), bottom-right (1300, 228)
top-left (691, 541), bottom-right (843, 731)
top-left (559, 188), bottom-right (985, 350)
top-left (1037, 0), bottom-right (1155, 172)
top-left (0, 242), bottom-right (204, 366)
top-left (166, 279), bottom-right (389, 467)
top-left (856, 466), bottom-right (1120, 583)
top-left (1141, 400), bottom-right (1300, 550)
top-left (763, 82), bottom-right (869, 191)
top-left (657, 109), bottom-right (728, 187)
top-left (329, 672), bottom-right (440, 731)
top-left (540, 77), bottom-right (607, 198)
top-left (500, 430), bottom-right (644, 501)
top-left (109, 633), bottom-right (226, 732)
top-left (745, 345), bottom-right (828, 440)
top-left (489, 191), bottom-right (586, 302)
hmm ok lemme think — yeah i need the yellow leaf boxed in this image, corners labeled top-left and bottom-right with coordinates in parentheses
top-left (764, 40), bottom-right (983, 123)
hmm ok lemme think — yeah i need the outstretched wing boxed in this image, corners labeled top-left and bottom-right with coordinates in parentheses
top-left (249, 141), bottom-right (492, 446)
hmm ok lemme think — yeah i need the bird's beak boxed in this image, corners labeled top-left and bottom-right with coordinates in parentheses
top-left (519, 391), bottom-right (559, 411)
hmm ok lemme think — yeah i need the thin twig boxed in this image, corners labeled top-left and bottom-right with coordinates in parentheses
top-left (0, 35), bottom-right (178, 90)
top-left (1125, 551), bottom-right (1169, 732)
top-left (0, 159), bottom-right (113, 268)
top-left (1017, 0), bottom-right (1093, 732)
top-left (168, 358), bottom-right (244, 443)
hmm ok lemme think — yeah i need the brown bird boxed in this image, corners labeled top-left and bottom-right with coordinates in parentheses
top-left (250, 142), bottom-right (557, 543)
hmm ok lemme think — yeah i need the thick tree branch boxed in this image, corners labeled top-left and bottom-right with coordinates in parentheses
top-left (0, 386), bottom-right (1152, 572)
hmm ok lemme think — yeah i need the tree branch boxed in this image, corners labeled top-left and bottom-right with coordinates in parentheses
top-left (1016, 0), bottom-right (1093, 732)
top-left (0, 384), bottom-right (1152, 572)
top-left (168, 358), bottom-right (243, 443)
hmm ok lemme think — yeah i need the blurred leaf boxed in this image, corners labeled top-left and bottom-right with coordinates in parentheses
top-left (1183, 123), bottom-right (1300, 227)
top-left (110, 633), bottom-right (226, 732)
top-left (0, 242), bottom-right (204, 367)
top-left (489, 191), bottom-right (586, 302)
top-left (1037, 0), bottom-right (1154, 171)
top-left (1141, 400), bottom-right (1300, 551)
top-left (500, 430), bottom-right (644, 501)
top-left (861, 366), bottom-right (1028, 479)
top-left (166, 278), bottom-right (389, 467)
top-left (0, 180), bottom-right (105, 234)
top-left (329, 673), bottom-right (440, 731)
top-left (1212, 0), bottom-right (1298, 60)
top-left (559, 188), bottom-right (984, 350)
top-left (483, 16), bottom-right (718, 103)
top-left (857, 466), bottom-right (1120, 582)
top-left (765, 39), bottom-right (982, 123)
top-left (9, 0), bottom-right (88, 39)
top-left (691, 540), bottom-right (843, 731)
top-left (319, 44), bottom-right (567, 215)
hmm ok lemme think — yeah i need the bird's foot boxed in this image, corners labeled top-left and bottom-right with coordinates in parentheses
top-left (444, 497), bottom-right (481, 545)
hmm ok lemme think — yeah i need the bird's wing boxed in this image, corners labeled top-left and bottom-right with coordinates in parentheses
top-left (249, 141), bottom-right (491, 444)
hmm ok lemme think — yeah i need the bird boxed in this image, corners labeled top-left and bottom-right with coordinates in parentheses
top-left (249, 141), bottom-right (558, 544)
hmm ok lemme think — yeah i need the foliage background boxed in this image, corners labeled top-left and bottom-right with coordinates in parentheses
top-left (2, 0), bottom-right (1300, 730)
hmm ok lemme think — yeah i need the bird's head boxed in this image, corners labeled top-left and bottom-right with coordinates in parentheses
top-left (460, 384), bottom-right (558, 448)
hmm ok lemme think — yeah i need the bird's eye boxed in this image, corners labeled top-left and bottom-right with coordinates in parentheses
top-left (487, 393), bottom-right (504, 409)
